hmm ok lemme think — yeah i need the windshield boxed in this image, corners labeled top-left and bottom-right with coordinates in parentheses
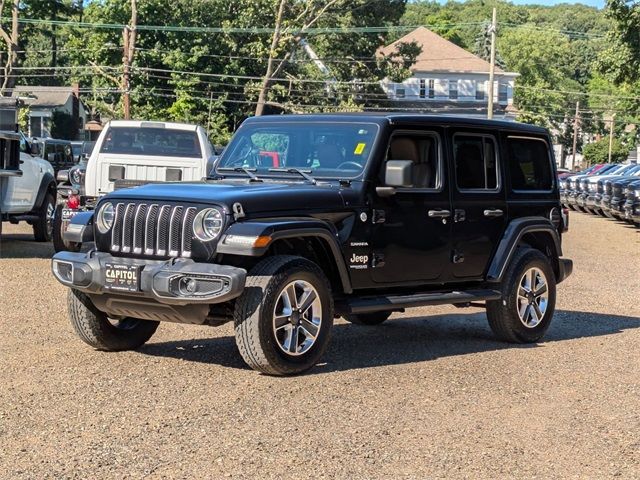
top-left (216, 122), bottom-right (379, 179)
top-left (100, 127), bottom-right (202, 158)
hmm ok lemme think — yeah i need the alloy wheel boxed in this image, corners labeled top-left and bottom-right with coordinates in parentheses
top-left (516, 267), bottom-right (549, 328)
top-left (272, 280), bottom-right (322, 356)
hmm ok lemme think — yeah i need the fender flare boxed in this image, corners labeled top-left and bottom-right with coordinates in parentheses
top-left (33, 172), bottom-right (56, 210)
top-left (486, 217), bottom-right (562, 283)
top-left (63, 211), bottom-right (95, 244)
top-left (217, 218), bottom-right (352, 294)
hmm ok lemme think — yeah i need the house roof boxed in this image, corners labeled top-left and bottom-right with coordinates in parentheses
top-left (10, 86), bottom-right (76, 109)
top-left (379, 26), bottom-right (514, 75)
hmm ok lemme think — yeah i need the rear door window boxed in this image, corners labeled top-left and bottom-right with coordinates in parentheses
top-left (453, 134), bottom-right (499, 191)
top-left (506, 137), bottom-right (553, 191)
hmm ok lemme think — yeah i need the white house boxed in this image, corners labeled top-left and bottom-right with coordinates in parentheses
top-left (11, 85), bottom-right (88, 139)
top-left (378, 27), bottom-right (519, 119)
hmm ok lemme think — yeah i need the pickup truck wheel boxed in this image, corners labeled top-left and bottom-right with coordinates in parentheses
top-left (52, 204), bottom-right (81, 252)
top-left (67, 289), bottom-right (159, 351)
top-left (234, 255), bottom-right (333, 376)
top-left (486, 248), bottom-right (556, 343)
top-left (33, 192), bottom-right (55, 242)
top-left (343, 311), bottom-right (391, 325)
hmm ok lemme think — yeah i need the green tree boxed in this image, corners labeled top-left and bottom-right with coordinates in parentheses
top-left (582, 136), bottom-right (630, 165)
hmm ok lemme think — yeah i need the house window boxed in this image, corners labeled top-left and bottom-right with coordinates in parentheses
top-left (476, 81), bottom-right (486, 100)
top-left (428, 79), bottom-right (435, 99)
top-left (396, 86), bottom-right (405, 99)
top-left (419, 79), bottom-right (426, 99)
top-left (498, 83), bottom-right (508, 103)
top-left (449, 80), bottom-right (458, 100)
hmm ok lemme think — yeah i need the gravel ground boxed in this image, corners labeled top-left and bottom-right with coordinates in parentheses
top-left (0, 212), bottom-right (639, 479)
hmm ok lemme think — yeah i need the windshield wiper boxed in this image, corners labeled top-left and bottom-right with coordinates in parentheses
top-left (217, 167), bottom-right (262, 182)
top-left (269, 167), bottom-right (316, 184)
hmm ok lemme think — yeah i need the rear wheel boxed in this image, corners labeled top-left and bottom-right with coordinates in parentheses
top-left (33, 192), bottom-right (54, 242)
top-left (486, 248), bottom-right (556, 343)
top-left (68, 289), bottom-right (159, 351)
top-left (234, 255), bottom-right (333, 375)
top-left (344, 311), bottom-right (391, 325)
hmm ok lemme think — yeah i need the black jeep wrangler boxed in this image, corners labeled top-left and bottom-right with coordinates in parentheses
top-left (52, 114), bottom-right (572, 375)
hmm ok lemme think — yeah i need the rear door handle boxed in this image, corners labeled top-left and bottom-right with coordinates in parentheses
top-left (428, 209), bottom-right (451, 218)
top-left (484, 209), bottom-right (504, 217)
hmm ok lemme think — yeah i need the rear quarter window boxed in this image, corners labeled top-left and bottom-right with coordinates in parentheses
top-left (506, 136), bottom-right (553, 191)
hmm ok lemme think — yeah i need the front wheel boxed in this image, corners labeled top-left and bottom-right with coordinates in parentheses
top-left (33, 192), bottom-right (54, 242)
top-left (68, 289), bottom-right (159, 351)
top-left (486, 248), bottom-right (556, 343)
top-left (234, 255), bottom-right (333, 375)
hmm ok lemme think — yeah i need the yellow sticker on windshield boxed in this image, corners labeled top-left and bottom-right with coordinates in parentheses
top-left (354, 143), bottom-right (366, 155)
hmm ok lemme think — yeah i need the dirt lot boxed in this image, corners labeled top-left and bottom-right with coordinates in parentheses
top-left (0, 212), bottom-right (639, 479)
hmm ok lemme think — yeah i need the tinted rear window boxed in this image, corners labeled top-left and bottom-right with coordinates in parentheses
top-left (100, 127), bottom-right (201, 158)
top-left (507, 137), bottom-right (553, 191)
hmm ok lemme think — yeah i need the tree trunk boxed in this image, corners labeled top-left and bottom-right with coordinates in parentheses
top-left (255, 0), bottom-right (287, 116)
top-left (1, 0), bottom-right (19, 96)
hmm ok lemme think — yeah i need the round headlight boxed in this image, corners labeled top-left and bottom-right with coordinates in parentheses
top-left (70, 167), bottom-right (83, 185)
top-left (96, 202), bottom-right (115, 234)
top-left (193, 208), bottom-right (224, 241)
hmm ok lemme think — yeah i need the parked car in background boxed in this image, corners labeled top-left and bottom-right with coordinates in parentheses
top-left (623, 180), bottom-right (640, 226)
top-left (53, 121), bottom-right (214, 252)
top-left (0, 132), bottom-right (56, 241)
top-left (581, 164), bottom-right (640, 215)
top-left (608, 171), bottom-right (640, 219)
top-left (32, 137), bottom-right (76, 175)
top-left (563, 164), bottom-right (619, 212)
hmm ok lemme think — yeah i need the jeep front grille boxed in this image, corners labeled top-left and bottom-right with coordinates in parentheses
top-left (110, 202), bottom-right (197, 258)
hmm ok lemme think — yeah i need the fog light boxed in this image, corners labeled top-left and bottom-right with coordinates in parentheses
top-left (182, 277), bottom-right (197, 294)
top-left (53, 260), bottom-right (74, 283)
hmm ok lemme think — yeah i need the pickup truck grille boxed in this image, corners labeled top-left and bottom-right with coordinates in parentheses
top-left (110, 202), bottom-right (197, 258)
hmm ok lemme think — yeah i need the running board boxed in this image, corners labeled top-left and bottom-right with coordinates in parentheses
top-left (337, 289), bottom-right (502, 315)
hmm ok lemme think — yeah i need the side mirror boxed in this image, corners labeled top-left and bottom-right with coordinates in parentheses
top-left (376, 160), bottom-right (413, 197)
top-left (30, 142), bottom-right (42, 157)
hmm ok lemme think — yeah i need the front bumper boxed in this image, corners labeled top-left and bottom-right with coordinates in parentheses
top-left (623, 201), bottom-right (640, 221)
top-left (576, 193), bottom-right (588, 207)
top-left (610, 197), bottom-right (625, 217)
top-left (52, 251), bottom-right (246, 306)
top-left (585, 194), bottom-right (598, 208)
top-left (566, 192), bottom-right (579, 205)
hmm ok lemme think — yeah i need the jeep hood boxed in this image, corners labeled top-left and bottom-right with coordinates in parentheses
top-left (105, 180), bottom-right (354, 213)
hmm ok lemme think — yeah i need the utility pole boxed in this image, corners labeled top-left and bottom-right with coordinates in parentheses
top-left (608, 113), bottom-right (615, 164)
top-left (122, 0), bottom-right (137, 120)
top-left (487, 7), bottom-right (497, 120)
top-left (569, 100), bottom-right (579, 170)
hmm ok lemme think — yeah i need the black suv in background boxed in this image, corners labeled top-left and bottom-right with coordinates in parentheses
top-left (52, 114), bottom-right (572, 375)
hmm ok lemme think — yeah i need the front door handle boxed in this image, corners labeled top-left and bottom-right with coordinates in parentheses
top-left (484, 209), bottom-right (504, 217)
top-left (428, 209), bottom-right (451, 218)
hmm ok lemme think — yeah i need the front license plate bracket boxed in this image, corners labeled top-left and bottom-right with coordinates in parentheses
top-left (104, 263), bottom-right (142, 292)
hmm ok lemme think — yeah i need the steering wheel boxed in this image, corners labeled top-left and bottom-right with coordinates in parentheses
top-left (337, 161), bottom-right (363, 170)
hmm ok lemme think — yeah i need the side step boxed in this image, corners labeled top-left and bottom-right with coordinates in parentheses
top-left (338, 289), bottom-right (502, 315)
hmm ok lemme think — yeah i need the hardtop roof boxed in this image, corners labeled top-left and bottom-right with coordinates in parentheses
top-left (242, 113), bottom-right (549, 135)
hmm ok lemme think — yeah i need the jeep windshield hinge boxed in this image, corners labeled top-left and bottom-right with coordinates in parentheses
top-left (372, 209), bottom-right (386, 224)
top-left (232, 202), bottom-right (245, 221)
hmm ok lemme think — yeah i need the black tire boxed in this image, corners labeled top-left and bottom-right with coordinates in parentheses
top-left (234, 255), bottom-right (333, 376)
top-left (68, 289), bottom-right (159, 351)
top-left (344, 311), bottom-right (391, 325)
top-left (486, 247), bottom-right (556, 343)
top-left (52, 204), bottom-right (81, 252)
top-left (33, 192), bottom-right (54, 242)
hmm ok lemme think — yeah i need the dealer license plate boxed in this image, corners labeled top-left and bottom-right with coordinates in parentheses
top-left (61, 208), bottom-right (78, 221)
top-left (104, 263), bottom-right (141, 292)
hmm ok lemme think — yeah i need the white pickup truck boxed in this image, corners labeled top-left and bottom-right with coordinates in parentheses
top-left (85, 120), bottom-right (215, 198)
top-left (54, 120), bottom-right (215, 251)
top-left (0, 131), bottom-right (56, 241)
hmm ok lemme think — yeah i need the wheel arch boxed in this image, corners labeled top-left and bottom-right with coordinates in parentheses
top-left (33, 172), bottom-right (56, 210)
top-left (487, 217), bottom-right (562, 283)
top-left (217, 218), bottom-right (352, 294)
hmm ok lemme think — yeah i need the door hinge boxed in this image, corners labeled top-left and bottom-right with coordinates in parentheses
top-left (372, 252), bottom-right (385, 268)
top-left (372, 209), bottom-right (386, 224)
top-left (452, 251), bottom-right (465, 264)
top-left (454, 209), bottom-right (466, 222)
